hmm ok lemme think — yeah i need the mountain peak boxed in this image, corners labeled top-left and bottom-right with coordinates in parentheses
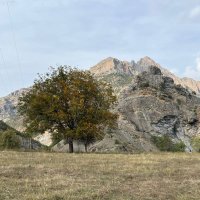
top-left (90, 57), bottom-right (134, 76)
top-left (103, 56), bottom-right (117, 61)
top-left (137, 56), bottom-right (159, 68)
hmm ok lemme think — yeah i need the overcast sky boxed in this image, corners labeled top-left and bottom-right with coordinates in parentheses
top-left (0, 0), bottom-right (200, 96)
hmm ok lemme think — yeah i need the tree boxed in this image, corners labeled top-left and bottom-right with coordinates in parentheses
top-left (18, 66), bottom-right (117, 153)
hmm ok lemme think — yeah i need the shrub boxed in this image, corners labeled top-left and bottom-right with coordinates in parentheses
top-left (173, 141), bottom-right (186, 152)
top-left (140, 82), bottom-right (149, 88)
top-left (191, 136), bottom-right (200, 152)
top-left (0, 130), bottom-right (20, 149)
top-left (115, 139), bottom-right (121, 145)
top-left (176, 99), bottom-right (182, 105)
top-left (151, 135), bottom-right (185, 152)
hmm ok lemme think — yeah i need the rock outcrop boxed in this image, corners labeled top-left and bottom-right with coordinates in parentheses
top-left (90, 65), bottom-right (200, 152)
top-left (119, 66), bottom-right (200, 150)
top-left (90, 57), bottom-right (136, 76)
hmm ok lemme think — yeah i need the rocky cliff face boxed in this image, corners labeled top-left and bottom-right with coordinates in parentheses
top-left (119, 66), bottom-right (200, 150)
top-left (89, 65), bottom-right (200, 152)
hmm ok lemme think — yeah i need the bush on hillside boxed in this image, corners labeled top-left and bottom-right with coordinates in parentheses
top-left (173, 141), bottom-right (186, 152)
top-left (191, 136), bottom-right (200, 152)
top-left (0, 130), bottom-right (20, 149)
top-left (151, 135), bottom-right (185, 152)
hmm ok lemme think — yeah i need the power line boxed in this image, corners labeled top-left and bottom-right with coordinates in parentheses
top-left (0, 48), bottom-right (6, 70)
top-left (0, 48), bottom-right (9, 93)
top-left (6, 0), bottom-right (24, 84)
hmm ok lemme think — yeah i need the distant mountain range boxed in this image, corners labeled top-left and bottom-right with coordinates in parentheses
top-left (0, 56), bottom-right (200, 152)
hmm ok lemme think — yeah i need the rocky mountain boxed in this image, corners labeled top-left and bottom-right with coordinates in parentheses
top-left (89, 57), bottom-right (200, 152)
top-left (0, 88), bottom-right (28, 132)
top-left (0, 56), bottom-right (200, 152)
top-left (91, 56), bottom-right (200, 94)
top-left (91, 65), bottom-right (200, 152)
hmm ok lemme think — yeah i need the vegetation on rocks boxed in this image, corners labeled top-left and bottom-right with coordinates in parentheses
top-left (0, 121), bottom-right (20, 149)
top-left (0, 130), bottom-right (20, 149)
top-left (151, 135), bottom-right (186, 152)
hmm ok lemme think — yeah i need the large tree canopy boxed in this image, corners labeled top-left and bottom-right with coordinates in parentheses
top-left (18, 66), bottom-right (117, 152)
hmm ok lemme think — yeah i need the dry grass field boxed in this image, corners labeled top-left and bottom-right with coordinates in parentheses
top-left (0, 152), bottom-right (200, 200)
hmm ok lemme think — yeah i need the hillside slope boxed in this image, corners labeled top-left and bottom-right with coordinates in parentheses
top-left (0, 120), bottom-right (42, 150)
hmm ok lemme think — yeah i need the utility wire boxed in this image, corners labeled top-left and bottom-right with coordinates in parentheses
top-left (6, 0), bottom-right (24, 84)
top-left (0, 48), bottom-right (9, 94)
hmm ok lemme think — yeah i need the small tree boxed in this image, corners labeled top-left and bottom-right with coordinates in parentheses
top-left (0, 130), bottom-right (20, 149)
top-left (76, 122), bottom-right (103, 152)
top-left (18, 66), bottom-right (117, 153)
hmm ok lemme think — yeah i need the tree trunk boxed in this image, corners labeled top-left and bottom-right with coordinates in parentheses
top-left (29, 138), bottom-right (32, 149)
top-left (85, 143), bottom-right (88, 153)
top-left (68, 138), bottom-right (74, 153)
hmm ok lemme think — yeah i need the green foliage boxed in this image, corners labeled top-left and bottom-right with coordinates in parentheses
top-left (0, 130), bottom-right (20, 149)
top-left (159, 82), bottom-right (165, 91)
top-left (18, 66), bottom-right (118, 152)
top-left (140, 82), bottom-right (150, 88)
top-left (176, 99), bottom-right (182, 105)
top-left (0, 121), bottom-right (12, 131)
top-left (151, 135), bottom-right (185, 152)
top-left (76, 122), bottom-right (103, 152)
top-left (101, 73), bottom-right (132, 86)
top-left (114, 139), bottom-right (121, 145)
top-left (151, 135), bottom-right (173, 151)
top-left (173, 141), bottom-right (186, 152)
top-left (191, 136), bottom-right (200, 152)
top-left (0, 120), bottom-right (21, 150)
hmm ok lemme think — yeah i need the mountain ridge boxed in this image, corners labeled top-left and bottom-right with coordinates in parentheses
top-left (90, 56), bottom-right (200, 94)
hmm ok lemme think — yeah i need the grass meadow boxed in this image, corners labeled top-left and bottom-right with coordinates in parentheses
top-left (0, 151), bottom-right (200, 200)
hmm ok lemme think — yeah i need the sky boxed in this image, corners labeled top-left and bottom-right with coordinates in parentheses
top-left (0, 0), bottom-right (200, 96)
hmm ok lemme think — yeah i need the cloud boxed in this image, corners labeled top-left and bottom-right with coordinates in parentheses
top-left (183, 57), bottom-right (200, 80)
top-left (189, 6), bottom-right (200, 19)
